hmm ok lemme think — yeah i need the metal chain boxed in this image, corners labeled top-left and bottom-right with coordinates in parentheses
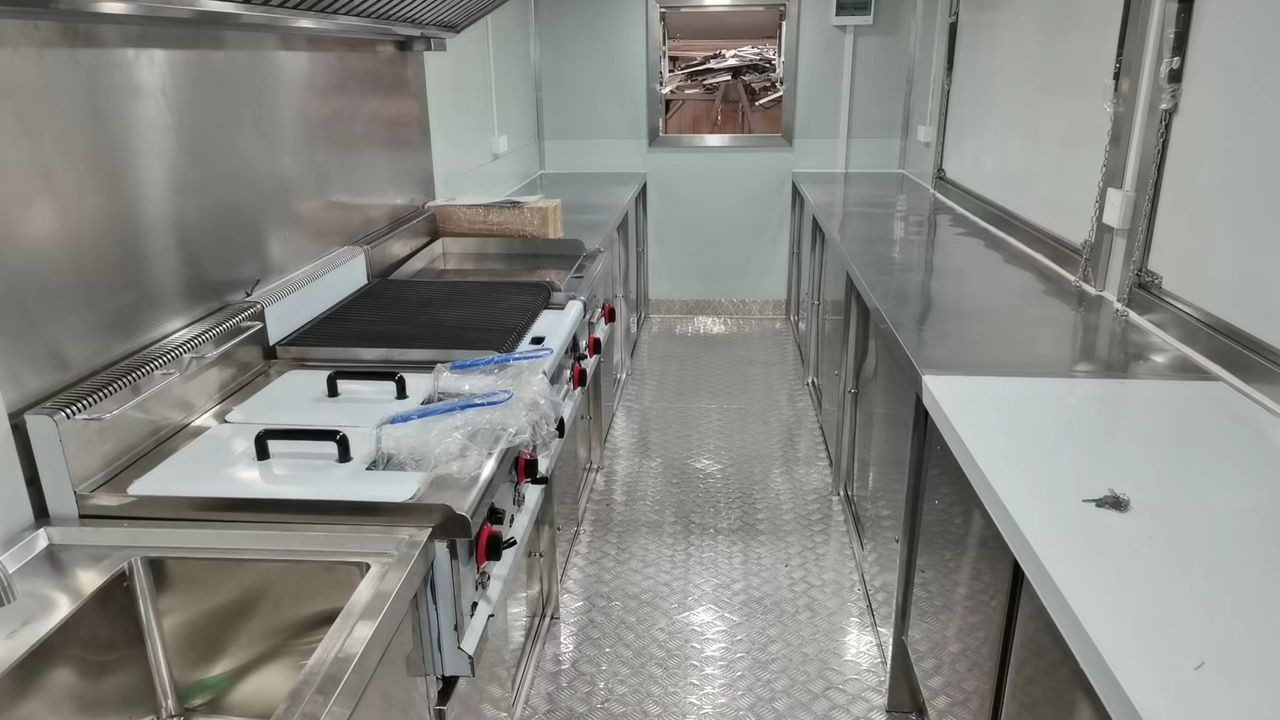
top-left (931, 8), bottom-right (959, 184)
top-left (1115, 109), bottom-right (1172, 317)
top-left (932, 74), bottom-right (953, 184)
top-left (1073, 96), bottom-right (1118, 289)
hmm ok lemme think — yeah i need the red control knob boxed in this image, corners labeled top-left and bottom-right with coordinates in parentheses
top-left (477, 523), bottom-right (505, 568)
top-left (572, 364), bottom-right (588, 390)
top-left (587, 336), bottom-right (603, 358)
top-left (602, 303), bottom-right (617, 325)
top-left (515, 450), bottom-right (540, 484)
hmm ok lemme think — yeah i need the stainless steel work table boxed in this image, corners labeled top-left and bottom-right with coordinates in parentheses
top-left (790, 171), bottom-right (1226, 719)
top-left (510, 172), bottom-right (646, 251)
top-left (793, 171), bottom-right (1208, 380)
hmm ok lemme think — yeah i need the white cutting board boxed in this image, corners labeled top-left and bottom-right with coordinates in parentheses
top-left (227, 370), bottom-right (435, 428)
top-left (128, 424), bottom-right (426, 502)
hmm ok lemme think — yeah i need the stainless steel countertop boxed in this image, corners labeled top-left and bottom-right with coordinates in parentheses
top-left (510, 172), bottom-right (646, 250)
top-left (793, 172), bottom-right (1211, 381)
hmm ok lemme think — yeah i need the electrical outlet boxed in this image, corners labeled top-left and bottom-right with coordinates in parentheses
top-left (491, 134), bottom-right (509, 156)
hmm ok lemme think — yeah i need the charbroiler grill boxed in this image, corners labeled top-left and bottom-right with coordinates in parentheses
top-left (278, 278), bottom-right (555, 363)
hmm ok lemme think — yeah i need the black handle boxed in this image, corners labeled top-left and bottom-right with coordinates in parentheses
top-left (501, 537), bottom-right (519, 550)
top-left (254, 428), bottom-right (353, 464)
top-left (530, 476), bottom-right (550, 487)
top-left (325, 370), bottom-right (409, 400)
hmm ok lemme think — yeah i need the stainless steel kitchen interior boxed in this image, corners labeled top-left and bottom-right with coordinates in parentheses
top-left (1, 0), bottom-right (1277, 719)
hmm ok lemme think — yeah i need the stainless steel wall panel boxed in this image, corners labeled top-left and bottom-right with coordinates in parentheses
top-left (0, 21), bottom-right (434, 411)
top-left (907, 423), bottom-right (1016, 720)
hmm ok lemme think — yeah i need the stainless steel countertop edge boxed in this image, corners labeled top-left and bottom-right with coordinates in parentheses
top-left (792, 170), bottom-right (1215, 384)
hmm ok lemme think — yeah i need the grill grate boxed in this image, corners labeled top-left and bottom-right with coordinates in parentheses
top-left (280, 279), bottom-right (551, 354)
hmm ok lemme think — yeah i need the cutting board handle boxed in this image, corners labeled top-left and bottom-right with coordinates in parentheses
top-left (254, 428), bottom-right (353, 464)
top-left (325, 370), bottom-right (410, 400)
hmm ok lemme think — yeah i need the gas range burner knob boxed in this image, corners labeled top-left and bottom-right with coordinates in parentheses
top-left (477, 524), bottom-right (506, 566)
top-left (556, 417), bottom-right (566, 439)
top-left (572, 364), bottom-right (588, 390)
top-left (515, 451), bottom-right (540, 483)
top-left (487, 505), bottom-right (508, 527)
top-left (602, 303), bottom-right (617, 325)
top-left (587, 336), bottom-right (603, 358)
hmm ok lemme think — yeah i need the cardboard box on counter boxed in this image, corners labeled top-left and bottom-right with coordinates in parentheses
top-left (433, 199), bottom-right (564, 239)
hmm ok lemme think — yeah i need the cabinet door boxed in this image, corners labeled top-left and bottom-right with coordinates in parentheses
top-left (850, 320), bottom-right (917, 651)
top-left (596, 256), bottom-right (619, 434)
top-left (787, 187), bottom-right (805, 338)
top-left (614, 219), bottom-right (633, 372)
top-left (796, 212), bottom-right (816, 364)
top-left (635, 186), bottom-right (649, 332)
top-left (816, 245), bottom-right (850, 454)
top-left (619, 211), bottom-right (640, 356)
top-left (907, 423), bottom-right (1016, 720)
top-left (838, 289), bottom-right (870, 513)
top-left (1001, 583), bottom-right (1111, 720)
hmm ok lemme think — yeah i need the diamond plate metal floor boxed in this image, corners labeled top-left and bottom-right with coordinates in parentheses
top-left (524, 317), bottom-right (891, 720)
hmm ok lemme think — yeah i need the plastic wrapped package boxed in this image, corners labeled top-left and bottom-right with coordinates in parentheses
top-left (374, 385), bottom-right (560, 476)
top-left (432, 348), bottom-right (555, 398)
top-left (434, 348), bottom-right (562, 454)
top-left (375, 391), bottom-right (514, 475)
top-left (430, 199), bottom-right (564, 239)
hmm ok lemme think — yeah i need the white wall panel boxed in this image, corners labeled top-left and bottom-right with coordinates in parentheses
top-left (942, 0), bottom-right (1124, 242)
top-left (903, 0), bottom-right (947, 181)
top-left (1145, 0), bottom-right (1280, 351)
top-left (426, 0), bottom-right (541, 198)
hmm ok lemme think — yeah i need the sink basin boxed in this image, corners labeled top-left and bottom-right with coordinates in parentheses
top-left (390, 236), bottom-right (592, 305)
top-left (0, 522), bottom-right (432, 720)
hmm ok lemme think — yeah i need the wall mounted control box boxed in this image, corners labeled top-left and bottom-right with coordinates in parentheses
top-left (833, 0), bottom-right (873, 25)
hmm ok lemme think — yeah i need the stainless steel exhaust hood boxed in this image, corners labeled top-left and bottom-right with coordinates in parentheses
top-left (0, 0), bottom-right (514, 42)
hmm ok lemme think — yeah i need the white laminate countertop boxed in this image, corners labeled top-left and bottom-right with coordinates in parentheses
top-left (922, 376), bottom-right (1280, 720)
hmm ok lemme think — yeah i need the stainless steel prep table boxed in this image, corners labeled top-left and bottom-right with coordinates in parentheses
top-left (789, 171), bottom-right (1215, 718)
top-left (509, 172), bottom-right (646, 251)
top-left (508, 172), bottom-right (649, 438)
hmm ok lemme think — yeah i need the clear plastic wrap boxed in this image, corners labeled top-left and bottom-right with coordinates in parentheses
top-left (432, 348), bottom-right (554, 398)
top-left (434, 348), bottom-right (562, 455)
top-left (374, 391), bottom-right (510, 475)
top-left (430, 199), bottom-right (564, 239)
top-left (374, 378), bottom-right (561, 476)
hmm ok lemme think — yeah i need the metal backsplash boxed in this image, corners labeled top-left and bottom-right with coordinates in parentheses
top-left (0, 19), bottom-right (436, 412)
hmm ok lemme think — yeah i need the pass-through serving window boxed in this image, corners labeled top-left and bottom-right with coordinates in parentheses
top-left (649, 0), bottom-right (797, 147)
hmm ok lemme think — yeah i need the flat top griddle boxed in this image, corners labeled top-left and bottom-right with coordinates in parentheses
top-left (277, 279), bottom-right (552, 363)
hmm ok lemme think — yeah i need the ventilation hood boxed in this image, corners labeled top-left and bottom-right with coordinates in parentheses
top-left (0, 0), bottom-right (514, 42)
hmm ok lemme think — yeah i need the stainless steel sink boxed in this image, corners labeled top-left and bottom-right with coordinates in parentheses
top-left (390, 236), bottom-right (595, 306)
top-left (0, 522), bottom-right (433, 720)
